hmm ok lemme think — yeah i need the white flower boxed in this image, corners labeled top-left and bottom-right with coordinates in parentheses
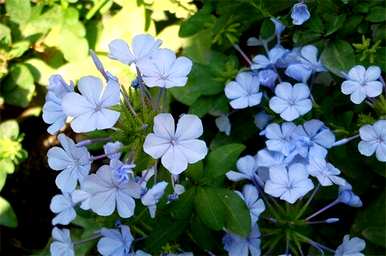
top-left (50, 227), bottom-right (74, 256)
top-left (137, 49), bottom-right (192, 88)
top-left (264, 163), bottom-right (314, 204)
top-left (335, 235), bottom-right (366, 256)
top-left (143, 113), bottom-right (208, 175)
top-left (358, 120), bottom-right (386, 162)
top-left (108, 34), bottom-right (162, 65)
top-left (306, 158), bottom-right (346, 186)
top-left (224, 72), bottom-right (263, 109)
top-left (50, 193), bottom-right (76, 225)
top-left (341, 65), bottom-right (383, 104)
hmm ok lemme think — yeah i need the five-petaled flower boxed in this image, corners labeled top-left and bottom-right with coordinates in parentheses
top-left (50, 227), bottom-right (74, 256)
top-left (143, 113), bottom-right (208, 175)
top-left (97, 225), bottom-right (134, 256)
top-left (335, 235), bottom-right (366, 256)
top-left (358, 120), bottom-right (386, 162)
top-left (291, 2), bottom-right (311, 25)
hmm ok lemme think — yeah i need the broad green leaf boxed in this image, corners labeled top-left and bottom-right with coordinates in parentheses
top-left (0, 196), bottom-right (17, 228)
top-left (25, 58), bottom-right (56, 86)
top-left (375, 47), bottom-right (386, 73)
top-left (189, 95), bottom-right (229, 117)
top-left (260, 18), bottom-right (275, 39)
top-left (366, 7), bottom-right (386, 23)
top-left (5, 0), bottom-right (31, 24)
top-left (190, 215), bottom-right (216, 250)
top-left (170, 187), bottom-right (196, 220)
top-left (321, 40), bottom-right (355, 77)
top-left (7, 41), bottom-right (31, 60)
top-left (194, 187), bottom-right (226, 230)
top-left (205, 143), bottom-right (246, 182)
top-left (179, 4), bottom-right (214, 37)
top-left (0, 120), bottom-right (19, 139)
top-left (352, 190), bottom-right (385, 247)
top-left (324, 14), bottom-right (346, 36)
top-left (1, 64), bottom-right (35, 107)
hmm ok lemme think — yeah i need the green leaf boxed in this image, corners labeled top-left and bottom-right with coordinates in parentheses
top-left (7, 41), bottom-right (30, 60)
top-left (190, 215), bottom-right (216, 251)
top-left (179, 4), bottom-right (213, 37)
top-left (260, 18), bottom-right (275, 39)
top-left (0, 120), bottom-right (19, 139)
top-left (194, 187), bottom-right (226, 230)
top-left (0, 159), bottom-right (15, 175)
top-left (0, 196), bottom-right (17, 228)
top-left (375, 47), bottom-right (386, 72)
top-left (1, 64), bottom-right (35, 107)
top-left (170, 187), bottom-right (196, 220)
top-left (189, 95), bottom-right (229, 117)
top-left (205, 143), bottom-right (246, 182)
top-left (321, 40), bottom-right (355, 77)
top-left (366, 7), bottom-right (386, 23)
top-left (353, 190), bottom-right (385, 247)
top-left (324, 14), bottom-right (346, 36)
top-left (5, 0), bottom-right (31, 24)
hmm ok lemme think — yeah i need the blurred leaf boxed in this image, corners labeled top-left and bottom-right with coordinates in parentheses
top-left (0, 196), bottom-right (17, 228)
top-left (179, 4), bottom-right (214, 37)
top-left (25, 58), bottom-right (56, 86)
top-left (0, 159), bottom-right (15, 175)
top-left (375, 47), bottom-right (386, 72)
top-left (0, 120), bottom-right (19, 139)
top-left (5, 0), bottom-right (31, 24)
top-left (2, 63), bottom-right (35, 107)
top-left (324, 14), bottom-right (346, 36)
top-left (0, 170), bottom-right (7, 191)
top-left (260, 18), bottom-right (275, 39)
top-left (170, 187), bottom-right (196, 220)
top-left (189, 95), bottom-right (229, 117)
top-left (190, 215), bottom-right (216, 250)
top-left (321, 40), bottom-right (355, 77)
top-left (366, 7), bottom-right (386, 23)
top-left (7, 41), bottom-right (30, 60)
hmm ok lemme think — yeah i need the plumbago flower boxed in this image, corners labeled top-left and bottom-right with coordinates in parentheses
top-left (143, 113), bottom-right (208, 175)
top-left (50, 193), bottom-right (76, 225)
top-left (335, 235), bottom-right (366, 256)
top-left (291, 2), bottom-right (311, 25)
top-left (108, 34), bottom-right (161, 65)
top-left (141, 181), bottom-right (168, 218)
top-left (62, 76), bottom-right (121, 133)
top-left (97, 225), bottom-right (134, 256)
top-left (47, 134), bottom-right (91, 192)
top-left (224, 72), bottom-right (263, 109)
top-left (251, 46), bottom-right (288, 70)
top-left (264, 163), bottom-right (314, 204)
top-left (261, 122), bottom-right (297, 156)
top-left (226, 155), bottom-right (259, 182)
top-left (236, 184), bottom-right (265, 224)
top-left (269, 82), bottom-right (312, 121)
top-left (306, 158), bottom-right (346, 186)
top-left (358, 120), bottom-right (386, 162)
top-left (223, 224), bottom-right (261, 256)
top-left (341, 65), bottom-right (383, 104)
top-left (50, 227), bottom-right (74, 256)
top-left (42, 75), bottom-right (74, 135)
top-left (82, 164), bottom-right (142, 218)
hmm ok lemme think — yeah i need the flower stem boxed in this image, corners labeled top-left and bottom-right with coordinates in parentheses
top-left (331, 134), bottom-right (359, 147)
top-left (295, 183), bottom-right (320, 219)
top-left (232, 44), bottom-right (253, 66)
top-left (74, 232), bottom-right (101, 245)
top-left (305, 199), bottom-right (339, 221)
top-left (76, 137), bottom-right (112, 147)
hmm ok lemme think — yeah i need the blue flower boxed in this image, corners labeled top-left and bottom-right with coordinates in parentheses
top-left (82, 164), bottom-right (142, 218)
top-left (254, 111), bottom-right (272, 130)
top-left (62, 76), bottom-right (121, 133)
top-left (71, 188), bottom-right (91, 210)
top-left (291, 2), bottom-right (311, 25)
top-left (306, 158), bottom-right (346, 186)
top-left (335, 235), bottom-right (366, 256)
top-left (224, 72), bottom-right (263, 109)
top-left (292, 119), bottom-right (335, 159)
top-left (341, 65), bottom-right (383, 104)
top-left (285, 45), bottom-right (326, 82)
top-left (269, 82), bottom-right (312, 121)
top-left (226, 155), bottom-right (258, 182)
top-left (97, 225), bottom-right (134, 256)
top-left (50, 227), bottom-right (74, 256)
top-left (264, 163), bottom-right (314, 204)
top-left (104, 141), bottom-right (123, 160)
top-left (261, 122), bottom-right (297, 156)
top-left (215, 115), bottom-right (231, 135)
top-left (42, 75), bottom-right (74, 135)
top-left (271, 17), bottom-right (286, 44)
top-left (236, 185), bottom-right (265, 224)
top-left (358, 120), bottom-right (386, 162)
top-left (251, 45), bottom-right (288, 70)
top-left (47, 134), bottom-right (91, 192)
top-left (141, 181), bottom-right (168, 218)
top-left (110, 159), bottom-right (136, 184)
top-left (256, 149), bottom-right (288, 184)
top-left (50, 193), bottom-right (76, 225)
top-left (223, 224), bottom-right (261, 256)
top-left (338, 183), bottom-right (363, 207)
top-left (257, 69), bottom-right (278, 88)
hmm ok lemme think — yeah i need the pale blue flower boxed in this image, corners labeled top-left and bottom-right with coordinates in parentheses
top-left (168, 184), bottom-right (185, 202)
top-left (224, 72), bottom-right (262, 109)
top-left (335, 235), bottom-right (366, 256)
top-left (97, 225), bottom-right (134, 256)
top-left (141, 181), bottom-right (168, 218)
top-left (285, 45), bottom-right (326, 82)
top-left (62, 76), bottom-right (121, 133)
top-left (143, 114), bottom-right (207, 175)
top-left (47, 134), bottom-right (91, 192)
top-left (338, 183), bottom-right (363, 207)
top-left (215, 115), bottom-right (231, 135)
top-left (109, 34), bottom-right (161, 65)
top-left (226, 155), bottom-right (258, 182)
top-left (104, 141), bottom-right (123, 160)
top-left (269, 82), bottom-right (312, 121)
top-left (292, 119), bottom-right (335, 159)
top-left (236, 185), bottom-right (265, 224)
top-left (264, 163), bottom-right (314, 204)
top-left (82, 165), bottom-right (142, 218)
top-left (223, 224), bottom-right (261, 256)
top-left (251, 46), bottom-right (288, 70)
top-left (291, 3), bottom-right (311, 25)
top-left (358, 120), bottom-right (386, 162)
top-left (258, 69), bottom-right (278, 88)
top-left (271, 17), bottom-right (285, 44)
top-left (254, 111), bottom-right (272, 130)
top-left (71, 188), bottom-right (91, 210)
top-left (137, 49), bottom-right (192, 88)
top-left (341, 65), bottom-right (383, 104)
top-left (43, 75), bottom-right (74, 134)
top-left (110, 159), bottom-right (136, 184)
top-left (50, 193), bottom-right (76, 225)
top-left (306, 158), bottom-right (346, 186)
top-left (261, 122), bottom-right (297, 156)
top-left (50, 227), bottom-right (74, 256)
top-left (256, 149), bottom-right (288, 184)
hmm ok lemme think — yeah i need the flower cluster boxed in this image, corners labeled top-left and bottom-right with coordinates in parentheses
top-left (44, 34), bottom-right (204, 256)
